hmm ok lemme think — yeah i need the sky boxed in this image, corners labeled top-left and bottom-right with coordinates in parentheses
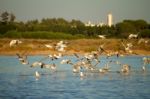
top-left (0, 0), bottom-right (150, 24)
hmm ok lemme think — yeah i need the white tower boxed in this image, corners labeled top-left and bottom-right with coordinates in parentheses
top-left (107, 13), bottom-right (113, 27)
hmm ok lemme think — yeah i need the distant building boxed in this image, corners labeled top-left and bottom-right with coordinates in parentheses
top-left (85, 21), bottom-right (95, 27)
top-left (107, 13), bottom-right (113, 27)
top-left (97, 22), bottom-right (105, 27)
top-left (85, 13), bottom-right (113, 27)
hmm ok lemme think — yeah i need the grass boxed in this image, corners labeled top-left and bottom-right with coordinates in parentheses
top-left (3, 31), bottom-right (86, 39)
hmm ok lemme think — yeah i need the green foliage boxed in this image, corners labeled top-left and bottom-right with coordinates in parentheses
top-left (0, 11), bottom-right (9, 23)
top-left (3, 31), bottom-right (86, 39)
top-left (139, 29), bottom-right (150, 38)
top-left (4, 30), bottom-right (22, 38)
top-left (116, 21), bottom-right (136, 38)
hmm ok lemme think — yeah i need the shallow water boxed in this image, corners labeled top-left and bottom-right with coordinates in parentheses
top-left (0, 55), bottom-right (150, 99)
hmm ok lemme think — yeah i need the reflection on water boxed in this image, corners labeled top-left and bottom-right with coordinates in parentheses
top-left (0, 55), bottom-right (150, 99)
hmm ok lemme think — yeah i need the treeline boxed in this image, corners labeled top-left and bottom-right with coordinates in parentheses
top-left (0, 11), bottom-right (150, 39)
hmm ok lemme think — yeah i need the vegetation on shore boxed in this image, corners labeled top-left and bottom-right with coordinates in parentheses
top-left (0, 11), bottom-right (150, 55)
top-left (0, 11), bottom-right (150, 39)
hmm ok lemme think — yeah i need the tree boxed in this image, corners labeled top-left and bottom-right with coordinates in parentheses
top-left (9, 13), bottom-right (16, 23)
top-left (139, 29), bottom-right (150, 38)
top-left (116, 21), bottom-right (136, 38)
top-left (134, 20), bottom-right (148, 31)
top-left (0, 11), bottom-right (9, 24)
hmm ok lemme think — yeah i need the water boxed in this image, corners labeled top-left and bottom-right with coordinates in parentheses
top-left (0, 55), bottom-right (150, 99)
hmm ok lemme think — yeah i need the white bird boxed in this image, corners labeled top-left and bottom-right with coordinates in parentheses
top-left (35, 71), bottom-right (40, 80)
top-left (45, 44), bottom-right (53, 49)
top-left (30, 61), bottom-right (43, 68)
top-left (121, 64), bottom-right (131, 73)
top-left (80, 71), bottom-right (85, 77)
top-left (55, 41), bottom-right (67, 52)
top-left (72, 63), bottom-right (82, 73)
top-left (97, 44), bottom-right (106, 54)
top-left (60, 59), bottom-right (73, 65)
top-left (99, 69), bottom-right (106, 73)
top-left (42, 63), bottom-right (57, 70)
top-left (9, 40), bottom-right (22, 47)
top-left (47, 53), bottom-right (62, 60)
top-left (73, 68), bottom-right (79, 73)
top-left (142, 66), bottom-right (146, 72)
top-left (84, 53), bottom-right (94, 60)
top-left (121, 42), bottom-right (133, 54)
top-left (53, 53), bottom-right (62, 59)
top-left (143, 57), bottom-right (150, 65)
top-left (50, 63), bottom-right (56, 70)
top-left (128, 34), bottom-right (138, 39)
top-left (98, 35), bottom-right (106, 39)
top-left (138, 38), bottom-right (149, 45)
top-left (16, 53), bottom-right (29, 65)
top-left (84, 52), bottom-right (100, 63)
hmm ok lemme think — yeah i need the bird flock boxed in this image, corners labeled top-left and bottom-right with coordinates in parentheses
top-left (9, 38), bottom-right (150, 80)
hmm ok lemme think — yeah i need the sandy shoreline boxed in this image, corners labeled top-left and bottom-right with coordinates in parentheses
top-left (0, 49), bottom-right (150, 56)
top-left (0, 39), bottom-right (150, 56)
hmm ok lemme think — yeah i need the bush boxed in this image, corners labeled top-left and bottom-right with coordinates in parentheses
top-left (139, 29), bottom-right (150, 38)
top-left (4, 30), bottom-right (22, 38)
top-left (3, 31), bottom-right (86, 39)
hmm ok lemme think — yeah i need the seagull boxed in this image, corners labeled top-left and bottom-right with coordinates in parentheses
top-left (35, 71), bottom-right (40, 80)
top-left (16, 53), bottom-right (29, 65)
top-left (60, 59), bottom-right (73, 65)
top-left (121, 41), bottom-right (133, 54)
top-left (72, 62), bottom-right (84, 73)
top-left (98, 35), bottom-right (106, 39)
top-left (142, 65), bottom-right (146, 72)
top-left (97, 44), bottom-right (107, 54)
top-left (80, 71), bottom-right (85, 77)
top-left (143, 57), bottom-right (150, 65)
top-left (45, 44), bottom-right (53, 49)
top-left (30, 61), bottom-right (44, 68)
top-left (42, 53), bottom-right (63, 61)
top-left (42, 63), bottom-right (57, 70)
top-left (73, 53), bottom-right (80, 59)
top-left (99, 68), bottom-right (106, 73)
top-left (55, 41), bottom-right (67, 52)
top-left (53, 53), bottom-right (62, 59)
top-left (99, 61), bottom-right (112, 73)
top-left (50, 63), bottom-right (57, 70)
top-left (128, 34), bottom-right (138, 39)
top-left (121, 64), bottom-right (131, 73)
top-left (84, 51), bottom-right (100, 64)
top-left (10, 39), bottom-right (22, 47)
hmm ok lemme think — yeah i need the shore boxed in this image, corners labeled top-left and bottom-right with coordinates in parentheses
top-left (0, 38), bottom-right (150, 55)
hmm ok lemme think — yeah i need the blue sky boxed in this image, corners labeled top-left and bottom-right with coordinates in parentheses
top-left (0, 0), bottom-right (150, 24)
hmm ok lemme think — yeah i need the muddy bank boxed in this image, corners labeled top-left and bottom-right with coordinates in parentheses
top-left (0, 39), bottom-right (150, 55)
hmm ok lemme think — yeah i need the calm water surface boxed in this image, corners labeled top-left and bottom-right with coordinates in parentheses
top-left (0, 55), bottom-right (150, 99)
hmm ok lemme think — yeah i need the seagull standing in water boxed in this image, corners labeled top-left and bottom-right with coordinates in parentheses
top-left (121, 64), bottom-right (131, 74)
top-left (142, 65), bottom-right (146, 72)
top-left (142, 57), bottom-right (150, 72)
top-left (35, 71), bottom-right (40, 80)
top-left (80, 71), bottom-right (85, 78)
